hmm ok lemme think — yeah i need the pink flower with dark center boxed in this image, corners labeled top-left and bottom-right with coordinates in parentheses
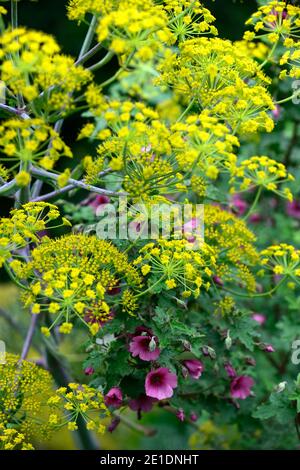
top-left (104, 387), bottom-right (123, 408)
top-left (230, 376), bottom-right (254, 400)
top-left (176, 408), bottom-right (185, 422)
top-left (145, 368), bottom-right (178, 400)
top-left (182, 359), bottom-right (204, 379)
top-left (224, 362), bottom-right (237, 378)
top-left (129, 334), bottom-right (160, 361)
top-left (252, 313), bottom-right (266, 325)
top-left (287, 200), bottom-right (300, 219)
top-left (87, 194), bottom-right (110, 213)
top-left (84, 366), bottom-right (94, 376)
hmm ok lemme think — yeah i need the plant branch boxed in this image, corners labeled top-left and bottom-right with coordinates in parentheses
top-left (31, 166), bottom-right (125, 197)
top-left (20, 313), bottom-right (38, 360)
top-left (0, 103), bottom-right (30, 120)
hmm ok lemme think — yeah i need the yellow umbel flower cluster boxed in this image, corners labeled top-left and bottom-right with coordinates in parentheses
top-left (68, 0), bottom-right (216, 61)
top-left (260, 244), bottom-right (300, 279)
top-left (204, 205), bottom-right (259, 293)
top-left (135, 238), bottom-right (217, 299)
top-left (245, 1), bottom-right (300, 43)
top-left (0, 28), bottom-right (91, 112)
top-left (0, 118), bottom-right (72, 178)
top-left (81, 99), bottom-right (240, 197)
top-left (280, 43), bottom-right (300, 79)
top-left (47, 383), bottom-right (109, 434)
top-left (0, 354), bottom-right (54, 441)
top-left (157, 37), bottom-right (274, 134)
top-left (0, 202), bottom-right (69, 268)
top-left (230, 156), bottom-right (294, 201)
top-left (0, 425), bottom-right (34, 450)
top-left (19, 234), bottom-right (142, 335)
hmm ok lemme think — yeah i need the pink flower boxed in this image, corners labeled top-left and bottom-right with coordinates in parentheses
top-left (182, 359), bottom-right (204, 379)
top-left (84, 366), bottom-right (94, 376)
top-left (286, 200), bottom-right (300, 219)
top-left (87, 194), bottom-right (110, 213)
top-left (249, 213), bottom-right (263, 224)
top-left (104, 387), bottom-right (123, 408)
top-left (145, 368), bottom-right (177, 400)
top-left (252, 313), bottom-right (266, 325)
top-left (230, 376), bottom-right (254, 400)
top-left (224, 362), bottom-right (237, 378)
top-left (231, 195), bottom-right (248, 216)
top-left (213, 275), bottom-right (224, 287)
top-left (129, 335), bottom-right (160, 361)
top-left (190, 412), bottom-right (198, 422)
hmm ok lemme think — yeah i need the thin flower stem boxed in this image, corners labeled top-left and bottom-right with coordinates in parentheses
top-left (275, 93), bottom-right (300, 105)
top-left (76, 42), bottom-right (103, 66)
top-left (176, 97), bottom-right (196, 123)
top-left (0, 179), bottom-right (17, 195)
top-left (0, 103), bottom-right (30, 120)
top-left (243, 186), bottom-right (262, 221)
top-left (11, 0), bottom-right (18, 30)
top-left (21, 313), bottom-right (39, 360)
top-left (88, 50), bottom-right (115, 72)
top-left (113, 411), bottom-right (156, 437)
top-left (258, 41), bottom-right (279, 70)
top-left (32, 183), bottom-right (75, 202)
top-left (99, 50), bottom-right (135, 88)
top-left (222, 276), bottom-right (286, 299)
top-left (31, 166), bottom-right (125, 197)
top-left (78, 15), bottom-right (98, 60)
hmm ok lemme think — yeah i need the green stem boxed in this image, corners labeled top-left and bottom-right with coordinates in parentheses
top-left (222, 276), bottom-right (286, 299)
top-left (259, 41), bottom-right (278, 70)
top-left (11, 0), bottom-right (18, 29)
top-left (275, 93), bottom-right (300, 105)
top-left (243, 187), bottom-right (262, 221)
top-left (99, 50), bottom-right (135, 88)
top-left (78, 15), bottom-right (98, 60)
top-left (176, 97), bottom-right (195, 123)
top-left (88, 50), bottom-right (115, 72)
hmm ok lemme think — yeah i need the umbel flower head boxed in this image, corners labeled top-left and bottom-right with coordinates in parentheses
top-left (19, 233), bottom-right (142, 335)
top-left (0, 118), bottom-right (72, 179)
top-left (280, 42), bottom-right (300, 79)
top-left (47, 383), bottom-right (109, 433)
top-left (245, 1), bottom-right (300, 43)
top-left (157, 37), bottom-right (274, 134)
top-left (0, 202), bottom-right (70, 268)
top-left (0, 354), bottom-right (54, 441)
top-left (260, 243), bottom-right (300, 279)
top-left (0, 28), bottom-right (91, 113)
top-left (0, 425), bottom-right (34, 451)
top-left (230, 155), bottom-right (294, 201)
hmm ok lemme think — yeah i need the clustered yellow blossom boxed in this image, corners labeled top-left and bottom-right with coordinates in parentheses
top-left (230, 156), bottom-right (294, 201)
top-left (80, 99), bottom-right (240, 197)
top-left (157, 37), bottom-right (274, 134)
top-left (235, 40), bottom-right (269, 62)
top-left (0, 119), bottom-right (72, 178)
top-left (47, 383), bottom-right (109, 434)
top-left (0, 202), bottom-right (69, 268)
top-left (18, 234), bottom-right (142, 335)
top-left (245, 1), bottom-right (300, 43)
top-left (0, 28), bottom-right (91, 113)
top-left (280, 42), bottom-right (300, 79)
top-left (260, 244), bottom-right (300, 280)
top-left (0, 354), bottom-right (54, 441)
top-left (204, 205), bottom-right (259, 293)
top-left (135, 238), bottom-right (217, 299)
top-left (0, 425), bottom-right (34, 451)
top-left (68, 0), bottom-right (216, 62)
